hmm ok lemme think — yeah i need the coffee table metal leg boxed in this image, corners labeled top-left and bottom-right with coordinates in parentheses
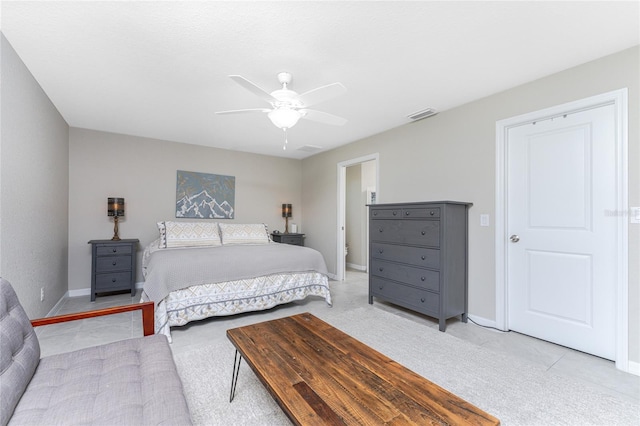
top-left (230, 349), bottom-right (243, 402)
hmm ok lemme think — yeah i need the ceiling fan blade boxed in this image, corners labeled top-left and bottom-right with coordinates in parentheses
top-left (215, 108), bottom-right (271, 115)
top-left (229, 75), bottom-right (278, 104)
top-left (300, 109), bottom-right (347, 126)
top-left (296, 83), bottom-right (346, 107)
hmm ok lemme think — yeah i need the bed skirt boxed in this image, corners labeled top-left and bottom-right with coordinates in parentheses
top-left (142, 271), bottom-right (331, 341)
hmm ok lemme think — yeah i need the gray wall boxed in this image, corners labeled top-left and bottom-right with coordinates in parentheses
top-left (0, 34), bottom-right (69, 317)
top-left (345, 161), bottom-right (376, 270)
top-left (301, 46), bottom-right (639, 364)
top-left (68, 128), bottom-right (302, 292)
top-left (345, 164), bottom-right (362, 268)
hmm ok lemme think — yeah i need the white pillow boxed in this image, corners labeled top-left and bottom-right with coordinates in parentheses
top-left (157, 221), bottom-right (221, 248)
top-left (219, 223), bottom-right (270, 245)
top-left (157, 221), bottom-right (168, 248)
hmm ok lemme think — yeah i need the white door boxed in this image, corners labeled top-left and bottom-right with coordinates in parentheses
top-left (507, 104), bottom-right (617, 360)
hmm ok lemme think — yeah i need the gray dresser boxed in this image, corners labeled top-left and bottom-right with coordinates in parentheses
top-left (368, 201), bottom-right (471, 331)
top-left (88, 239), bottom-right (138, 301)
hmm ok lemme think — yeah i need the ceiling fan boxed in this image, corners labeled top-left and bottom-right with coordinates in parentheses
top-left (216, 72), bottom-right (347, 149)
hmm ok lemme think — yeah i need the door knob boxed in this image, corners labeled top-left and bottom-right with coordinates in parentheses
top-left (510, 234), bottom-right (520, 243)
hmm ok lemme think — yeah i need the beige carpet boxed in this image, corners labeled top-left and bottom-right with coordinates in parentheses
top-left (173, 306), bottom-right (639, 425)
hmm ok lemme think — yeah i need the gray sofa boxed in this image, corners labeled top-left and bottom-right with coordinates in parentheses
top-left (0, 278), bottom-right (192, 425)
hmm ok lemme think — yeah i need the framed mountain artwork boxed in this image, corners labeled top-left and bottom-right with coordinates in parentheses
top-left (175, 170), bottom-right (235, 219)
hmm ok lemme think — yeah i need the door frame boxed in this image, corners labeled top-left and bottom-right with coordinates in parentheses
top-left (336, 153), bottom-right (379, 281)
top-left (495, 89), bottom-right (629, 371)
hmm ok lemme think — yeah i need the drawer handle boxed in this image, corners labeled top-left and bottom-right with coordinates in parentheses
top-left (112, 278), bottom-right (116, 283)
top-left (421, 298), bottom-right (425, 303)
top-left (112, 261), bottom-right (117, 266)
top-left (373, 211), bottom-right (378, 216)
top-left (405, 211), bottom-right (410, 216)
top-left (392, 211), bottom-right (397, 216)
top-left (421, 255), bottom-right (426, 260)
top-left (378, 267), bottom-right (384, 272)
top-left (112, 248), bottom-right (117, 253)
top-left (421, 276), bottom-right (426, 281)
top-left (378, 249), bottom-right (384, 254)
top-left (430, 211), bottom-right (435, 216)
top-left (421, 231), bottom-right (426, 235)
top-left (379, 285), bottom-right (383, 290)
top-left (379, 228), bottom-right (384, 233)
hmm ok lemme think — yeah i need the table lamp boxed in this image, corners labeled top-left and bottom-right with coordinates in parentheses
top-left (108, 197), bottom-right (125, 240)
top-left (282, 203), bottom-right (292, 234)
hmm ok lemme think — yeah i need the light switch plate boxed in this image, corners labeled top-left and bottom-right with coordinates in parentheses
top-left (631, 207), bottom-right (640, 224)
top-left (480, 214), bottom-right (490, 227)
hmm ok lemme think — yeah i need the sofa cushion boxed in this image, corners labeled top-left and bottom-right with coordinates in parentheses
top-left (0, 278), bottom-right (41, 426)
top-left (9, 334), bottom-right (191, 425)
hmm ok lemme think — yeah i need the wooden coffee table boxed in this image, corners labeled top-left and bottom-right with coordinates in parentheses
top-left (227, 312), bottom-right (500, 425)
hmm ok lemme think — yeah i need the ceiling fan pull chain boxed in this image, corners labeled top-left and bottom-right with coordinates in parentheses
top-left (282, 128), bottom-right (288, 151)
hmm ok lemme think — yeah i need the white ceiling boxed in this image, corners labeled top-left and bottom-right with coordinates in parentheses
top-left (1, 1), bottom-right (638, 159)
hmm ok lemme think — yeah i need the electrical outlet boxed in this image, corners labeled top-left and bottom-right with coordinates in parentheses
top-left (631, 207), bottom-right (640, 224)
top-left (40, 287), bottom-right (44, 302)
top-left (480, 214), bottom-right (490, 227)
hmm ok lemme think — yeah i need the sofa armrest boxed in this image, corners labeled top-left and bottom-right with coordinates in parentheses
top-left (30, 301), bottom-right (155, 336)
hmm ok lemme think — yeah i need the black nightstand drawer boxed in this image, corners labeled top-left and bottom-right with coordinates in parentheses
top-left (95, 272), bottom-right (132, 292)
top-left (96, 245), bottom-right (132, 256)
top-left (271, 233), bottom-right (304, 246)
top-left (96, 256), bottom-right (132, 273)
top-left (280, 235), bottom-right (302, 245)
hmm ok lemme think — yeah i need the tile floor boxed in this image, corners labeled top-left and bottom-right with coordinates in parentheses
top-left (36, 270), bottom-right (639, 405)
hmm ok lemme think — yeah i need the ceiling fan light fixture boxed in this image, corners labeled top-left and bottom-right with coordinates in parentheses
top-left (268, 107), bottom-right (301, 129)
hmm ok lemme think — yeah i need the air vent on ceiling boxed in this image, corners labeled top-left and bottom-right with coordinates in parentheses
top-left (407, 108), bottom-right (438, 121)
top-left (297, 145), bottom-right (323, 153)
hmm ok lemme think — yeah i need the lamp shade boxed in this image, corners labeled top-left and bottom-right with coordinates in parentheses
top-left (282, 203), bottom-right (292, 218)
top-left (108, 198), bottom-right (125, 217)
top-left (268, 108), bottom-right (301, 129)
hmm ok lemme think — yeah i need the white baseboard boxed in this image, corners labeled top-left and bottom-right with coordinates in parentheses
top-left (46, 292), bottom-right (69, 316)
top-left (68, 281), bottom-right (144, 299)
top-left (346, 263), bottom-right (366, 271)
top-left (68, 288), bottom-right (90, 298)
top-left (466, 314), bottom-right (506, 331)
top-left (468, 314), bottom-right (639, 375)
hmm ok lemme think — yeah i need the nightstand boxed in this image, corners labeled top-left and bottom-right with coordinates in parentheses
top-left (271, 233), bottom-right (305, 246)
top-left (88, 239), bottom-right (139, 301)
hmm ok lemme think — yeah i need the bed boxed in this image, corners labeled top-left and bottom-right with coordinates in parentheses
top-left (141, 222), bottom-right (331, 341)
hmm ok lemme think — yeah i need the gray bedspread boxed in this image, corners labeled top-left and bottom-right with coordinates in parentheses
top-left (142, 243), bottom-right (329, 305)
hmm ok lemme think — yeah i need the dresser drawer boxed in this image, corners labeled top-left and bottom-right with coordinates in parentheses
top-left (370, 208), bottom-right (402, 219)
top-left (371, 259), bottom-right (439, 292)
top-left (371, 243), bottom-right (440, 269)
top-left (95, 272), bottom-right (132, 292)
top-left (370, 220), bottom-right (440, 247)
top-left (96, 256), bottom-right (132, 273)
top-left (371, 207), bottom-right (440, 219)
top-left (371, 277), bottom-right (439, 313)
top-left (402, 207), bottom-right (440, 219)
top-left (96, 245), bottom-right (133, 256)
